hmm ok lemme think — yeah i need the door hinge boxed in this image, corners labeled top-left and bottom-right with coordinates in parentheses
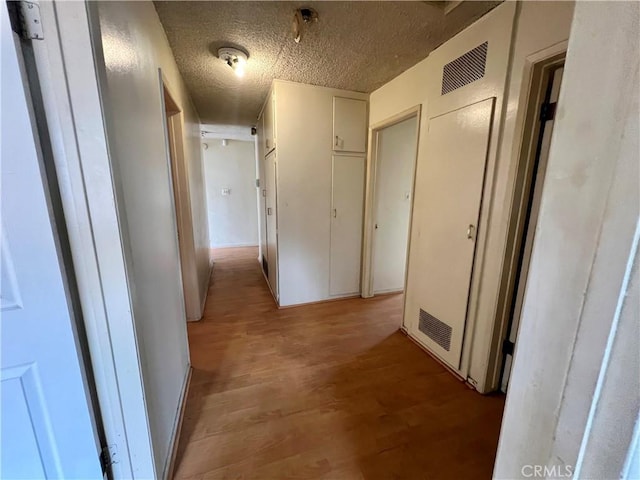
top-left (8, 1), bottom-right (45, 40)
top-left (100, 444), bottom-right (117, 476)
top-left (502, 338), bottom-right (515, 356)
top-left (539, 101), bottom-right (556, 122)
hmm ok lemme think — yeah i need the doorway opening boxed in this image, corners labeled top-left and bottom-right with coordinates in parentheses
top-left (162, 80), bottom-right (192, 318)
top-left (500, 54), bottom-right (566, 392)
top-left (362, 106), bottom-right (421, 298)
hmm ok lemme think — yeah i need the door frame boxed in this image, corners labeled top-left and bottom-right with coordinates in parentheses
top-left (488, 47), bottom-right (568, 392)
top-left (499, 56), bottom-right (565, 391)
top-left (23, 1), bottom-right (156, 477)
top-left (361, 105), bottom-right (422, 299)
top-left (160, 76), bottom-right (194, 321)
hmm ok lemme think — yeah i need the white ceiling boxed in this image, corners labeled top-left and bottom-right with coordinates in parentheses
top-left (154, 1), bottom-right (500, 126)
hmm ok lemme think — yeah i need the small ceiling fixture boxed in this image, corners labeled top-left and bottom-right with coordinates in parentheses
top-left (292, 7), bottom-right (319, 44)
top-left (218, 47), bottom-right (248, 77)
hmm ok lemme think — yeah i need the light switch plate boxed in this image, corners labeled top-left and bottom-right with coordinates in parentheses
top-left (221, 188), bottom-right (231, 196)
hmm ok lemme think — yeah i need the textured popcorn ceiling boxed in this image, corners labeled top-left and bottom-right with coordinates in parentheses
top-left (154, 1), bottom-right (500, 126)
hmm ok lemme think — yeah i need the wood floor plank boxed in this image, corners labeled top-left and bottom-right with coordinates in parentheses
top-left (173, 247), bottom-right (504, 479)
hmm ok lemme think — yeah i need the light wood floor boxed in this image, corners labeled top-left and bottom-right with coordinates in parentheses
top-left (174, 247), bottom-right (505, 479)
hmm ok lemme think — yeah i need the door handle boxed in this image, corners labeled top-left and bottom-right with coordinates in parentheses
top-left (467, 224), bottom-right (475, 239)
top-left (267, 207), bottom-right (272, 216)
top-left (335, 136), bottom-right (340, 148)
top-left (374, 223), bottom-right (379, 230)
top-left (332, 208), bottom-right (337, 218)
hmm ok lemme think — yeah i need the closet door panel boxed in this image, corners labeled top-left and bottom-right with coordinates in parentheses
top-left (333, 97), bottom-right (367, 153)
top-left (265, 150), bottom-right (278, 299)
top-left (330, 155), bottom-right (365, 296)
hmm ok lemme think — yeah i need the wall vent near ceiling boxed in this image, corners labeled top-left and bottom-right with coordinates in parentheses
top-left (419, 308), bottom-right (452, 351)
top-left (441, 41), bottom-right (488, 95)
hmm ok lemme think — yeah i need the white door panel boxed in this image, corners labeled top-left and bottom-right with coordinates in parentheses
top-left (333, 97), bottom-right (367, 153)
top-left (1, 5), bottom-right (102, 478)
top-left (372, 117), bottom-right (418, 294)
top-left (265, 151), bottom-right (278, 299)
top-left (330, 155), bottom-right (365, 296)
top-left (410, 98), bottom-right (494, 369)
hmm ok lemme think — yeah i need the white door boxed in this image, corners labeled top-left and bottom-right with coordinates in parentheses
top-left (330, 155), bottom-right (365, 296)
top-left (410, 98), bottom-right (494, 369)
top-left (1, 8), bottom-right (103, 479)
top-left (333, 97), bottom-right (367, 153)
top-left (265, 150), bottom-right (278, 299)
top-left (372, 116), bottom-right (418, 294)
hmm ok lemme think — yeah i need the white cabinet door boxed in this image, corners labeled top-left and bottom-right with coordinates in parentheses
top-left (265, 151), bottom-right (278, 299)
top-left (264, 92), bottom-right (276, 154)
top-left (330, 155), bottom-right (365, 296)
top-left (409, 98), bottom-right (494, 370)
top-left (333, 97), bottom-right (367, 153)
top-left (0, 9), bottom-right (102, 479)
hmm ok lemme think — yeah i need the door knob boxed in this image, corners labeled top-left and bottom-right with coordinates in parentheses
top-left (467, 224), bottom-right (475, 239)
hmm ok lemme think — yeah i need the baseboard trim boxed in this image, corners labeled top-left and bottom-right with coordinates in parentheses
top-left (403, 331), bottom-right (466, 383)
top-left (162, 366), bottom-right (192, 480)
top-left (372, 289), bottom-right (404, 296)
top-left (211, 242), bottom-right (259, 248)
top-left (278, 294), bottom-right (361, 309)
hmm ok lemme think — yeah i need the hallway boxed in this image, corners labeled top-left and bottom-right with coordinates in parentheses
top-left (174, 247), bottom-right (505, 479)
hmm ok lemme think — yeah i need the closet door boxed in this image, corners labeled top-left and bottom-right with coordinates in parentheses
top-left (333, 97), bottom-right (367, 153)
top-left (265, 150), bottom-right (278, 299)
top-left (330, 155), bottom-right (365, 296)
top-left (409, 98), bottom-right (494, 369)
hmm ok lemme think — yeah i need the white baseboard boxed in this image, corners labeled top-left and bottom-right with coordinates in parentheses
top-left (162, 366), bottom-right (192, 480)
top-left (210, 242), bottom-right (258, 248)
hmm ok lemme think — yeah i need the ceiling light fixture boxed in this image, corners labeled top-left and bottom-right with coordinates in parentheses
top-left (218, 47), bottom-right (248, 78)
top-left (292, 7), bottom-right (319, 43)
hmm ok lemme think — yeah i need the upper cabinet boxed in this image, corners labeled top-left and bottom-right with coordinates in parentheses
top-left (333, 97), bottom-right (367, 153)
top-left (263, 90), bottom-right (276, 154)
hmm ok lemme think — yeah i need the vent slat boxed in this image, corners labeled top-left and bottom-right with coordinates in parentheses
top-left (419, 309), bottom-right (452, 351)
top-left (441, 41), bottom-right (488, 95)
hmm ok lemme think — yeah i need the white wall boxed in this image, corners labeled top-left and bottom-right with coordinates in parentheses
top-left (273, 80), bottom-right (368, 306)
top-left (90, 1), bottom-right (206, 475)
top-left (494, 1), bottom-right (639, 476)
top-left (203, 140), bottom-right (259, 248)
top-left (368, 1), bottom-right (575, 393)
top-left (372, 116), bottom-right (417, 293)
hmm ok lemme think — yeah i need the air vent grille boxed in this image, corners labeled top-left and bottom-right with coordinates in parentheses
top-left (419, 309), bottom-right (452, 351)
top-left (441, 41), bottom-right (488, 95)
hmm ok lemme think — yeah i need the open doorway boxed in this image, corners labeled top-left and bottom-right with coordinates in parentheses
top-left (162, 80), bottom-right (193, 318)
top-left (500, 55), bottom-right (566, 392)
top-left (362, 107), bottom-right (420, 298)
